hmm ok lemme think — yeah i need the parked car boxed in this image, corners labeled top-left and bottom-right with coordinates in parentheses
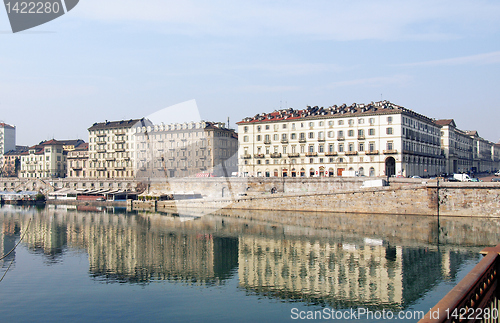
top-left (447, 177), bottom-right (460, 182)
top-left (495, 171), bottom-right (500, 176)
top-left (469, 178), bottom-right (482, 182)
top-left (492, 178), bottom-right (500, 182)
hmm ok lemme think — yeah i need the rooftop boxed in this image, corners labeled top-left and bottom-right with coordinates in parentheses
top-left (237, 100), bottom-right (434, 125)
top-left (88, 118), bottom-right (147, 131)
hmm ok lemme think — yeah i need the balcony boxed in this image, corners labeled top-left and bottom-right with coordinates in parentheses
top-left (358, 135), bottom-right (365, 140)
top-left (365, 150), bottom-right (379, 155)
top-left (254, 154), bottom-right (265, 158)
top-left (114, 166), bottom-right (125, 171)
top-left (72, 165), bottom-right (82, 170)
top-left (270, 153), bottom-right (282, 158)
top-left (264, 140), bottom-right (271, 144)
top-left (299, 138), bottom-right (306, 143)
top-left (97, 149), bottom-right (106, 153)
top-left (106, 157), bottom-right (115, 161)
top-left (96, 167), bottom-right (106, 171)
top-left (383, 150), bottom-right (398, 155)
top-left (96, 133), bottom-right (106, 137)
top-left (305, 152), bottom-right (317, 157)
top-left (317, 138), bottom-right (325, 142)
top-left (242, 154), bottom-right (252, 159)
top-left (115, 148), bottom-right (125, 152)
top-left (325, 152), bottom-right (338, 156)
top-left (287, 153), bottom-right (300, 158)
top-left (337, 136), bottom-right (345, 141)
top-left (281, 139), bottom-right (288, 144)
top-left (115, 140), bottom-right (125, 144)
top-left (345, 151), bottom-right (358, 155)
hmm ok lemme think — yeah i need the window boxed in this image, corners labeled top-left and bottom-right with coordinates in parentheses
top-left (348, 143), bottom-right (354, 152)
top-left (244, 126), bottom-right (248, 133)
top-left (338, 144), bottom-right (344, 152)
top-left (257, 135), bottom-right (261, 141)
top-left (369, 142), bottom-right (375, 152)
top-left (348, 130), bottom-right (354, 137)
top-left (369, 118), bottom-right (375, 125)
top-left (348, 119), bottom-right (354, 126)
top-left (328, 144), bottom-right (334, 152)
top-left (387, 141), bottom-right (394, 150)
top-left (309, 122), bottom-right (314, 127)
top-left (386, 127), bottom-right (393, 135)
top-left (265, 125), bottom-right (270, 130)
top-left (387, 116), bottom-right (393, 124)
top-left (265, 134), bottom-right (270, 142)
top-left (319, 145), bottom-right (324, 153)
top-left (318, 132), bottom-right (324, 140)
top-left (273, 134), bottom-right (278, 141)
top-left (257, 126), bottom-right (261, 132)
top-left (319, 121), bottom-right (324, 126)
top-left (338, 120), bottom-right (344, 125)
top-left (283, 146), bottom-right (287, 154)
top-left (299, 133), bottom-right (305, 140)
top-left (282, 134), bottom-right (287, 141)
top-left (282, 124), bottom-right (287, 129)
top-left (358, 129), bottom-right (364, 137)
top-left (308, 132), bottom-right (314, 139)
top-left (328, 131), bottom-right (334, 138)
top-left (308, 145), bottom-right (314, 153)
top-left (358, 118), bottom-right (364, 124)
top-left (243, 135), bottom-right (249, 142)
top-left (369, 128), bottom-right (375, 136)
top-left (359, 142), bottom-right (364, 151)
top-left (291, 133), bottom-right (296, 140)
top-left (328, 120), bottom-right (334, 126)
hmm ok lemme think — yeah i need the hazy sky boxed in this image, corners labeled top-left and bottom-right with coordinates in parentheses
top-left (1, 0), bottom-right (499, 145)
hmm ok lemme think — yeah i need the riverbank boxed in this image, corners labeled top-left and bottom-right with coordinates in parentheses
top-left (131, 181), bottom-right (500, 217)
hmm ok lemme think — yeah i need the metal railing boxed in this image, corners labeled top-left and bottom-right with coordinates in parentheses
top-left (420, 244), bottom-right (500, 323)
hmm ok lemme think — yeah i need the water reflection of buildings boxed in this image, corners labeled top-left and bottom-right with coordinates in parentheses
top-left (0, 206), bottom-right (487, 309)
top-left (238, 236), bottom-right (476, 310)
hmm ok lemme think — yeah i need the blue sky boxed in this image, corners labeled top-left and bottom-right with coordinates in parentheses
top-left (1, 0), bottom-right (499, 145)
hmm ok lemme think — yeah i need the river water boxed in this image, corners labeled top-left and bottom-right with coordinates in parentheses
top-left (0, 204), bottom-right (498, 322)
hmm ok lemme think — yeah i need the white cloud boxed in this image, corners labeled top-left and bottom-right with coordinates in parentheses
top-left (325, 75), bottom-right (412, 89)
top-left (397, 51), bottom-right (500, 67)
top-left (74, 0), bottom-right (500, 40)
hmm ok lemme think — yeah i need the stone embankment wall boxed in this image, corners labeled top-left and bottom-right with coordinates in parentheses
top-left (142, 182), bottom-right (500, 218)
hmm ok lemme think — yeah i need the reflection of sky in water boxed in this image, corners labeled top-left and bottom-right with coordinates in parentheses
top-left (0, 205), bottom-right (490, 322)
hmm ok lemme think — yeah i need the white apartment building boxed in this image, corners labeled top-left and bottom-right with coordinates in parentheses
top-left (133, 121), bottom-right (238, 178)
top-left (237, 101), bottom-right (444, 178)
top-left (466, 131), bottom-right (498, 173)
top-left (436, 119), bottom-right (473, 175)
top-left (19, 139), bottom-right (84, 179)
top-left (87, 119), bottom-right (152, 179)
top-left (0, 123), bottom-right (16, 174)
top-left (67, 143), bottom-right (89, 178)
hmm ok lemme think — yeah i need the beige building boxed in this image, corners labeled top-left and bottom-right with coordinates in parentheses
top-left (87, 119), bottom-right (151, 179)
top-left (1, 146), bottom-right (28, 177)
top-left (67, 143), bottom-right (89, 178)
top-left (19, 139), bottom-right (84, 179)
top-left (133, 121), bottom-right (238, 178)
top-left (237, 101), bottom-right (444, 178)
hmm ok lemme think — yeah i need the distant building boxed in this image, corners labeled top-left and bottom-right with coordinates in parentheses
top-left (466, 131), bottom-right (498, 173)
top-left (0, 123), bottom-right (16, 174)
top-left (66, 143), bottom-right (89, 178)
top-left (435, 119), bottom-right (473, 174)
top-left (19, 139), bottom-right (85, 179)
top-left (133, 121), bottom-right (238, 178)
top-left (87, 119), bottom-right (151, 179)
top-left (1, 146), bottom-right (28, 177)
top-left (237, 101), bottom-right (444, 178)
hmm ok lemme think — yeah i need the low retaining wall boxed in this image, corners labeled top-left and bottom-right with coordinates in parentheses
top-left (137, 182), bottom-right (500, 217)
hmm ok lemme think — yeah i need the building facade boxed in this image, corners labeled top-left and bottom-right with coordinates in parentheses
top-left (466, 131), bottom-right (498, 173)
top-left (87, 119), bottom-right (151, 179)
top-left (18, 139), bottom-right (84, 179)
top-left (1, 146), bottom-right (28, 177)
top-left (67, 143), bottom-right (89, 179)
top-left (435, 119), bottom-right (473, 175)
top-left (133, 121), bottom-right (238, 178)
top-left (237, 101), bottom-right (444, 178)
top-left (0, 123), bottom-right (16, 174)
